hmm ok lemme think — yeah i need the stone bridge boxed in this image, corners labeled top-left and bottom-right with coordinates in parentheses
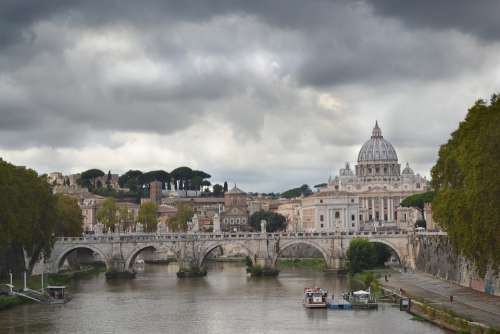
top-left (48, 230), bottom-right (445, 277)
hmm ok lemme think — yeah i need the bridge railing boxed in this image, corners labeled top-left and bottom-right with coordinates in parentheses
top-left (55, 229), bottom-right (415, 243)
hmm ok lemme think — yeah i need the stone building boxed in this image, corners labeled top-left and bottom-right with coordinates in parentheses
top-left (276, 200), bottom-right (302, 232)
top-left (149, 180), bottom-right (163, 204)
top-left (220, 185), bottom-right (249, 231)
top-left (305, 121), bottom-right (428, 232)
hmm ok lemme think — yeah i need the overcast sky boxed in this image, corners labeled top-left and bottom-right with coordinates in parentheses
top-left (1, 1), bottom-right (499, 192)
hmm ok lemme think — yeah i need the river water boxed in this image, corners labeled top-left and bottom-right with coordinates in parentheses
top-left (0, 262), bottom-right (448, 334)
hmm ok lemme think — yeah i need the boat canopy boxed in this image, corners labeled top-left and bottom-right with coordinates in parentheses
top-left (353, 290), bottom-right (370, 295)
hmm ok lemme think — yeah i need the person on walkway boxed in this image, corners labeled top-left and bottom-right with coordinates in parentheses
top-left (450, 295), bottom-right (454, 303)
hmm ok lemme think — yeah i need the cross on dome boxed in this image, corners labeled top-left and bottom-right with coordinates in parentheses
top-left (372, 120), bottom-right (382, 138)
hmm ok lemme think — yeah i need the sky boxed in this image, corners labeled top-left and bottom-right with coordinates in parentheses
top-left (1, 1), bottom-right (500, 192)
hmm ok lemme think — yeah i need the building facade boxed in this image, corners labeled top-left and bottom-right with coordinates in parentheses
top-left (220, 185), bottom-right (249, 231)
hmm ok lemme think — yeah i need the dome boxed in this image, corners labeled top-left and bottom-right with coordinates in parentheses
top-left (402, 162), bottom-right (414, 175)
top-left (357, 121), bottom-right (398, 163)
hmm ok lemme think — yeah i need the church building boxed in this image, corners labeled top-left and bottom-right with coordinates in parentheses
top-left (301, 122), bottom-right (428, 232)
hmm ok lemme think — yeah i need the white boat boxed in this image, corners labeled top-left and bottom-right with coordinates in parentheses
top-left (303, 287), bottom-right (328, 308)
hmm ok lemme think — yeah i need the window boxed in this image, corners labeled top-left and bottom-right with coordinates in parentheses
top-left (352, 223), bottom-right (355, 227)
top-left (350, 198), bottom-right (354, 203)
top-left (335, 211), bottom-right (340, 219)
top-left (384, 167), bottom-right (387, 174)
top-left (368, 168), bottom-right (372, 173)
top-left (242, 218), bottom-right (246, 223)
top-left (384, 214), bottom-right (387, 221)
top-left (351, 214), bottom-right (355, 221)
top-left (319, 199), bottom-right (323, 203)
top-left (320, 224), bottom-right (324, 228)
top-left (416, 183), bottom-right (421, 189)
top-left (359, 215), bottom-right (363, 221)
top-left (320, 215), bottom-right (324, 222)
top-left (375, 167), bottom-right (380, 173)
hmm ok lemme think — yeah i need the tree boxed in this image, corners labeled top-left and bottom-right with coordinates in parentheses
top-left (118, 206), bottom-right (135, 232)
top-left (171, 166), bottom-right (193, 192)
top-left (400, 191), bottom-right (434, 226)
top-left (78, 169), bottom-right (105, 189)
top-left (346, 238), bottom-right (376, 274)
top-left (139, 170), bottom-right (170, 189)
top-left (96, 197), bottom-right (118, 231)
top-left (281, 184), bottom-right (312, 199)
top-left (118, 170), bottom-right (143, 191)
top-left (249, 210), bottom-right (287, 232)
top-left (314, 183), bottom-right (327, 190)
top-left (0, 159), bottom-right (58, 276)
top-left (106, 170), bottom-right (112, 190)
top-left (213, 184), bottom-right (224, 197)
top-left (168, 203), bottom-right (193, 232)
top-left (431, 94), bottom-right (500, 274)
top-left (53, 194), bottom-right (83, 236)
top-left (138, 201), bottom-right (158, 233)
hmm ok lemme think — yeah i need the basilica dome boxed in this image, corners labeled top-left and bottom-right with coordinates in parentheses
top-left (357, 121), bottom-right (398, 163)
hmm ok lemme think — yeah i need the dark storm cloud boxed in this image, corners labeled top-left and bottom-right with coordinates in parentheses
top-left (366, 0), bottom-right (500, 41)
top-left (0, 0), bottom-right (498, 190)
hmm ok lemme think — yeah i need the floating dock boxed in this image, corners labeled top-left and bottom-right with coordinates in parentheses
top-left (327, 299), bottom-right (353, 310)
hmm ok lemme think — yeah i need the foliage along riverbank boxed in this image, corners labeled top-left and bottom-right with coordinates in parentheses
top-left (0, 265), bottom-right (105, 312)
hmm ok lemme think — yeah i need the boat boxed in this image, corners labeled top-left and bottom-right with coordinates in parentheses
top-left (303, 287), bottom-right (328, 308)
top-left (343, 290), bottom-right (378, 309)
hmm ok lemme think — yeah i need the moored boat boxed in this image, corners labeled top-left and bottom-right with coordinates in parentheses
top-left (303, 287), bottom-right (328, 308)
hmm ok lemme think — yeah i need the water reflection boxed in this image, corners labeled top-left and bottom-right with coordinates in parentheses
top-left (0, 262), bottom-right (449, 334)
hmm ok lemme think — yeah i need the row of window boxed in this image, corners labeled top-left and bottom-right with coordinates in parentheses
top-left (223, 217), bottom-right (247, 225)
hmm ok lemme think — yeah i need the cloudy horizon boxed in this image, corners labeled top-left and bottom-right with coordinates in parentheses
top-left (1, 1), bottom-right (500, 192)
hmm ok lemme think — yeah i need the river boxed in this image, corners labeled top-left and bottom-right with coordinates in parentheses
top-left (0, 262), bottom-right (449, 334)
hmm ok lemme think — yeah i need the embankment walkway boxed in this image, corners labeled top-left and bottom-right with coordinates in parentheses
top-left (381, 271), bottom-right (500, 328)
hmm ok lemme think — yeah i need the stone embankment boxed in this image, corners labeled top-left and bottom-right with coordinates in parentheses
top-left (412, 235), bottom-right (499, 297)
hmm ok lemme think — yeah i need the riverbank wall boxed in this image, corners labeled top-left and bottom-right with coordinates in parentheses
top-left (413, 235), bottom-right (500, 296)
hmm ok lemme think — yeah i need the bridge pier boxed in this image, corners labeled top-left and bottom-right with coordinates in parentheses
top-left (324, 257), bottom-right (347, 274)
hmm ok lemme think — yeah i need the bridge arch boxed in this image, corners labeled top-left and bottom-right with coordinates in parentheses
top-left (199, 241), bottom-right (256, 267)
top-left (125, 244), bottom-right (165, 270)
top-left (55, 245), bottom-right (109, 272)
top-left (367, 238), bottom-right (403, 264)
top-left (275, 240), bottom-right (330, 266)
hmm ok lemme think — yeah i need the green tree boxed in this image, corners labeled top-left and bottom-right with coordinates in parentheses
top-left (168, 203), bottom-right (193, 232)
top-left (400, 191), bottom-right (434, 226)
top-left (431, 94), bottom-right (500, 274)
top-left (138, 201), bottom-right (158, 232)
top-left (281, 184), bottom-right (312, 199)
top-left (78, 169), bottom-right (105, 189)
top-left (96, 197), bottom-right (118, 231)
top-left (118, 206), bottom-right (135, 232)
top-left (249, 210), bottom-right (287, 232)
top-left (118, 170), bottom-right (143, 192)
top-left (0, 159), bottom-right (58, 276)
top-left (346, 238), bottom-right (376, 274)
top-left (213, 184), bottom-right (224, 197)
top-left (54, 194), bottom-right (83, 236)
top-left (171, 166), bottom-right (193, 192)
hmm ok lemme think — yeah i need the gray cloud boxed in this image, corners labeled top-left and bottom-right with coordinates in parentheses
top-left (366, 0), bottom-right (500, 41)
top-left (0, 1), bottom-right (499, 191)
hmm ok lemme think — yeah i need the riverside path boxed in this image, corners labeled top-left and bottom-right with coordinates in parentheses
top-left (381, 271), bottom-right (500, 328)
